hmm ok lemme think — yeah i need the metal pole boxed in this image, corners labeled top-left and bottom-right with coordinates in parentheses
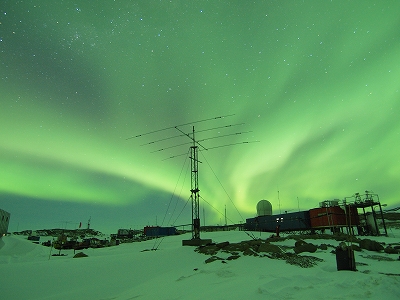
top-left (378, 202), bottom-right (388, 236)
top-left (190, 126), bottom-right (200, 240)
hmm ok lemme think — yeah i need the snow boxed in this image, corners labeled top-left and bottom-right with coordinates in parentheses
top-left (1, 230), bottom-right (399, 300)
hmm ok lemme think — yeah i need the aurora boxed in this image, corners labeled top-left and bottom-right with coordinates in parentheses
top-left (1, 1), bottom-right (399, 232)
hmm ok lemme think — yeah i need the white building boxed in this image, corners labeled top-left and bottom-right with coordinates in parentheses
top-left (0, 209), bottom-right (11, 237)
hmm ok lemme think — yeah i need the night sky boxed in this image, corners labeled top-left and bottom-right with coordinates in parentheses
top-left (1, 1), bottom-right (399, 233)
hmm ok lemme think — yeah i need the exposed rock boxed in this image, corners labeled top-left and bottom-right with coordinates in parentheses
top-left (294, 241), bottom-right (317, 254)
top-left (266, 236), bottom-right (286, 242)
top-left (258, 242), bottom-right (282, 253)
top-left (73, 252), bottom-right (88, 258)
top-left (205, 256), bottom-right (222, 264)
top-left (226, 255), bottom-right (240, 260)
top-left (295, 240), bottom-right (307, 247)
top-left (359, 239), bottom-right (384, 252)
top-left (243, 248), bottom-right (258, 256)
top-left (195, 238), bottom-right (326, 267)
top-left (221, 243), bottom-right (248, 252)
top-left (246, 239), bottom-right (263, 246)
top-left (384, 246), bottom-right (399, 254)
top-left (216, 241), bottom-right (230, 249)
top-left (319, 244), bottom-right (328, 250)
top-left (361, 254), bottom-right (396, 261)
top-left (267, 252), bottom-right (323, 268)
top-left (350, 244), bottom-right (362, 252)
top-left (196, 244), bottom-right (218, 255)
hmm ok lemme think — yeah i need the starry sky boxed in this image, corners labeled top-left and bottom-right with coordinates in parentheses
top-left (1, 1), bottom-right (399, 233)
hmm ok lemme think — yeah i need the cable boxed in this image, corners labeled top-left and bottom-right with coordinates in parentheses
top-left (198, 150), bottom-right (258, 239)
top-left (173, 196), bottom-right (192, 226)
top-left (166, 153), bottom-right (191, 226)
top-left (152, 149), bottom-right (190, 250)
top-left (199, 150), bottom-right (246, 222)
top-left (159, 148), bottom-right (190, 227)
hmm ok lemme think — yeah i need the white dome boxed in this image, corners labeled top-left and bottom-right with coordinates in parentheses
top-left (256, 200), bottom-right (272, 216)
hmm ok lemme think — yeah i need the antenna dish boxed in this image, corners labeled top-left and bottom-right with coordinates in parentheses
top-left (256, 200), bottom-right (272, 216)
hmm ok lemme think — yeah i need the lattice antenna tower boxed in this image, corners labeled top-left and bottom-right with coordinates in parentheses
top-left (188, 126), bottom-right (200, 239)
top-left (128, 114), bottom-right (258, 244)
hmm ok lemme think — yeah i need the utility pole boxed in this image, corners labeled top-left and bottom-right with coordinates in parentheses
top-left (278, 190), bottom-right (281, 214)
top-left (225, 205), bottom-right (227, 226)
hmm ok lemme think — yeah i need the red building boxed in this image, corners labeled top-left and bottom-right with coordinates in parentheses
top-left (310, 206), bottom-right (359, 229)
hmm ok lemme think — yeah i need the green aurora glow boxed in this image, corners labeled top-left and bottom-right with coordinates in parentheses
top-left (1, 1), bottom-right (399, 231)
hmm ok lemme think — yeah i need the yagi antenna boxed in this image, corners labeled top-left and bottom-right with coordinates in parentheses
top-left (150, 131), bottom-right (253, 153)
top-left (128, 114), bottom-right (258, 245)
top-left (140, 122), bottom-right (245, 147)
top-left (126, 114), bottom-right (236, 140)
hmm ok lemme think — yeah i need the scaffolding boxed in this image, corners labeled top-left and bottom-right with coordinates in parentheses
top-left (348, 191), bottom-right (387, 236)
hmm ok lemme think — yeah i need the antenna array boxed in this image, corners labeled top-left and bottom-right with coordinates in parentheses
top-left (128, 114), bottom-right (259, 244)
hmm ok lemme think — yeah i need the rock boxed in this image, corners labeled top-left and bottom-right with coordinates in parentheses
top-left (205, 256), bottom-right (221, 264)
top-left (226, 255), bottom-right (240, 260)
top-left (384, 246), bottom-right (399, 254)
top-left (295, 240), bottom-right (306, 247)
top-left (243, 248), bottom-right (258, 256)
top-left (246, 239), bottom-right (262, 246)
top-left (73, 252), bottom-right (88, 258)
top-left (216, 241), bottom-right (230, 249)
top-left (222, 241), bottom-right (251, 252)
top-left (319, 244), bottom-right (328, 250)
top-left (294, 242), bottom-right (317, 254)
top-left (350, 244), bottom-right (362, 252)
top-left (268, 252), bottom-right (323, 268)
top-left (197, 245), bottom-right (218, 255)
top-left (359, 239), bottom-right (384, 252)
top-left (258, 242), bottom-right (282, 253)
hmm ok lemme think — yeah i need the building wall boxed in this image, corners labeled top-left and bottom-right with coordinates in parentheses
top-left (245, 211), bottom-right (311, 232)
top-left (309, 206), bottom-right (360, 228)
top-left (144, 226), bottom-right (177, 237)
top-left (0, 209), bottom-right (11, 237)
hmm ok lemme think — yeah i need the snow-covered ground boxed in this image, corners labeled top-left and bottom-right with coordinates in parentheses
top-left (1, 229), bottom-right (399, 300)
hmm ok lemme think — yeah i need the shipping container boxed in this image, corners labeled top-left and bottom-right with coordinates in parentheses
top-left (309, 206), bottom-right (359, 228)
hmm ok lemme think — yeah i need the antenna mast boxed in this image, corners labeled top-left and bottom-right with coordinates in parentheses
top-left (128, 114), bottom-right (259, 246)
top-left (189, 126), bottom-right (201, 240)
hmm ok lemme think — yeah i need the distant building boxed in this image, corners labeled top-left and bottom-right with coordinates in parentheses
top-left (116, 229), bottom-right (142, 239)
top-left (0, 209), bottom-right (11, 237)
top-left (144, 226), bottom-right (177, 237)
